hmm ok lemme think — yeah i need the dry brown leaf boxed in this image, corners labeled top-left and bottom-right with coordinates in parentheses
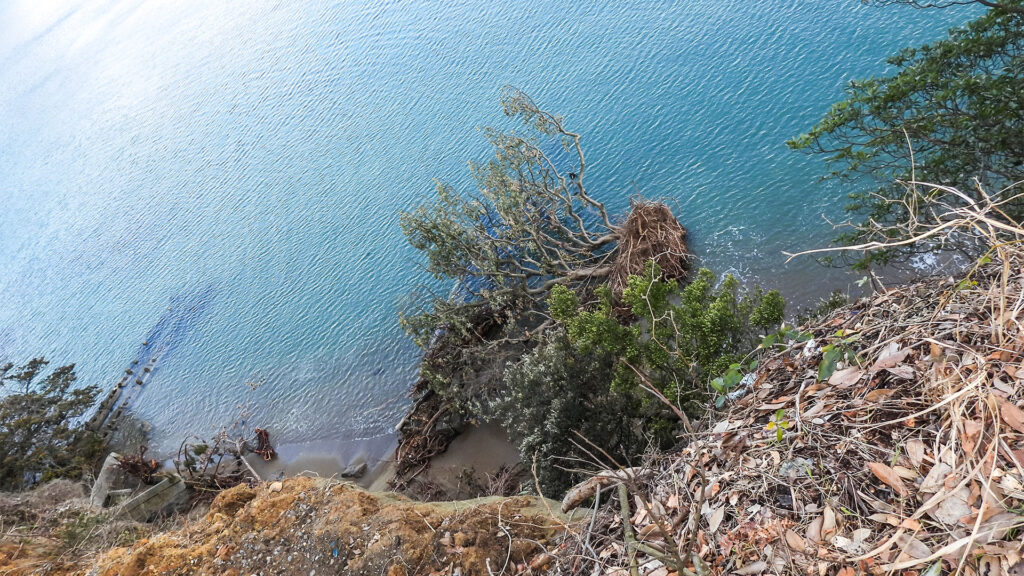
top-left (732, 561), bottom-right (769, 575)
top-left (1012, 449), bottom-right (1024, 468)
top-left (999, 400), bottom-right (1024, 433)
top-left (929, 485), bottom-right (971, 526)
top-left (829, 366), bottom-right (864, 387)
top-left (886, 365), bottom-right (916, 379)
top-left (872, 347), bottom-right (910, 371)
top-left (920, 462), bottom-right (952, 493)
top-left (867, 462), bottom-right (911, 497)
top-left (822, 506), bottom-right (837, 539)
top-left (962, 420), bottom-right (983, 455)
top-left (900, 518), bottom-right (921, 530)
top-left (637, 524), bottom-right (660, 541)
top-left (864, 388), bottom-right (896, 402)
top-left (894, 534), bottom-right (931, 560)
top-left (833, 530), bottom-right (871, 555)
top-left (995, 378), bottom-right (1017, 398)
top-left (976, 512), bottom-right (1024, 544)
top-left (906, 439), bottom-right (926, 470)
top-left (707, 506), bottom-right (725, 533)
top-left (785, 529), bottom-right (807, 553)
top-left (977, 556), bottom-right (1000, 576)
top-left (806, 515), bottom-right (823, 544)
top-left (893, 465), bottom-right (919, 480)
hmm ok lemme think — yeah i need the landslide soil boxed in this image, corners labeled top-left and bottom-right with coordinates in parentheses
top-left (92, 477), bottom-right (569, 576)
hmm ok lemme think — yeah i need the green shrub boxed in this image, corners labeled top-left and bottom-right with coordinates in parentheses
top-left (499, 264), bottom-right (785, 494)
top-left (498, 331), bottom-right (642, 495)
top-left (0, 358), bottom-right (104, 491)
top-left (551, 263), bottom-right (784, 411)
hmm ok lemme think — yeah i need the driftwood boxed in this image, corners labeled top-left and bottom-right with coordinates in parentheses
top-left (174, 426), bottom-right (275, 492)
top-left (561, 467), bottom-right (644, 513)
top-left (252, 428), bottom-right (276, 461)
top-left (115, 446), bottom-right (160, 484)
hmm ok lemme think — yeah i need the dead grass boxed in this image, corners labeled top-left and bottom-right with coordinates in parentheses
top-left (0, 480), bottom-right (155, 576)
top-left (91, 477), bottom-right (574, 576)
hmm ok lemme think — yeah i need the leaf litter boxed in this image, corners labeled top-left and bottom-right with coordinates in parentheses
top-left (546, 255), bottom-right (1024, 576)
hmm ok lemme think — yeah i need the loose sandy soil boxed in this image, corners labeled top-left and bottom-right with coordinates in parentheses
top-left (92, 476), bottom-right (572, 576)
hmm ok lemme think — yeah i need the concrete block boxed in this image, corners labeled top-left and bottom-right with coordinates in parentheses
top-left (119, 475), bottom-right (188, 522)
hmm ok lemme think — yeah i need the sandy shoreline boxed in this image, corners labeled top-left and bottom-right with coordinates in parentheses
top-left (247, 423), bottom-right (520, 495)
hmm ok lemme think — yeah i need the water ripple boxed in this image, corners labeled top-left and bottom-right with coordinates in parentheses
top-left (0, 0), bottom-right (979, 458)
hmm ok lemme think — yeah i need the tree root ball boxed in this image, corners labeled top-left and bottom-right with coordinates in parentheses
top-left (610, 200), bottom-right (691, 294)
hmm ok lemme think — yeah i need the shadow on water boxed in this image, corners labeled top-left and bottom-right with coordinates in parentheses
top-left (87, 283), bottom-right (216, 437)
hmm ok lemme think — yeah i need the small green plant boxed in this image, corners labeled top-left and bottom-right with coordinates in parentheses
top-left (710, 360), bottom-right (757, 409)
top-left (58, 512), bottom-right (108, 549)
top-left (760, 325), bottom-right (814, 350)
top-left (709, 326), bottom-right (813, 408)
top-left (765, 409), bottom-right (791, 442)
top-left (817, 330), bottom-right (861, 381)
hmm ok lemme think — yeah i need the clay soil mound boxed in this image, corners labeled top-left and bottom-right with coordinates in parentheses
top-left (93, 476), bottom-right (573, 576)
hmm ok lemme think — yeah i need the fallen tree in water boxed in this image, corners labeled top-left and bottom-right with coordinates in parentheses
top-left (395, 88), bottom-right (696, 496)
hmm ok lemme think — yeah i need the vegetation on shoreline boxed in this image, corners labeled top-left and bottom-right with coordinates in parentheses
top-left (0, 359), bottom-right (105, 491)
top-left (550, 217), bottom-right (1024, 574)
top-left (400, 91), bottom-right (786, 494)
top-left (3, 2), bottom-right (1024, 575)
top-left (788, 0), bottom-right (1023, 268)
top-left (503, 264), bottom-right (783, 493)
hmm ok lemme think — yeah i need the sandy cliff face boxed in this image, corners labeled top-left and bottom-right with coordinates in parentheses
top-left (91, 477), bottom-right (569, 576)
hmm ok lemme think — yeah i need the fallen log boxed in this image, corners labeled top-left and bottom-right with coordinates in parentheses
top-left (561, 467), bottom-right (645, 513)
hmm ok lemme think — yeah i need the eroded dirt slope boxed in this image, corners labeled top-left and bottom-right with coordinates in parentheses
top-left (92, 477), bottom-right (570, 576)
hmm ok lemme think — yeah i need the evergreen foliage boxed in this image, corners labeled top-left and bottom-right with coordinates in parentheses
top-left (498, 264), bottom-right (784, 494)
top-left (789, 3), bottom-right (1024, 267)
top-left (0, 358), bottom-right (104, 491)
top-left (400, 87), bottom-right (619, 353)
top-left (550, 263), bottom-right (784, 411)
top-left (499, 332), bottom-right (637, 494)
top-left (402, 93), bottom-right (785, 495)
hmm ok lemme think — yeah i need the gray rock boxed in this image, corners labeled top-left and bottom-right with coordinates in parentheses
top-left (779, 457), bottom-right (814, 480)
top-left (340, 462), bottom-right (367, 479)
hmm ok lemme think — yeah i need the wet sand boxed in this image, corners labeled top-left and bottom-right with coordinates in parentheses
top-left (422, 422), bottom-right (521, 491)
top-left (248, 423), bottom-right (520, 495)
top-left (248, 432), bottom-right (396, 489)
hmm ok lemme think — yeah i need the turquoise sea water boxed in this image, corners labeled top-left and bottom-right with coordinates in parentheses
top-left (0, 1), bottom-right (977, 459)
